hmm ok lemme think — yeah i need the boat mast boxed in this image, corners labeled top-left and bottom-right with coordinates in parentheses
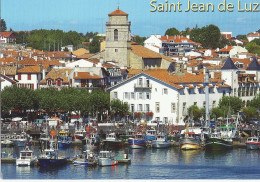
top-left (205, 69), bottom-right (210, 129)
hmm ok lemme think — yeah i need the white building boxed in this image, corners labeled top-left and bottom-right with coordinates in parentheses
top-left (247, 32), bottom-right (260, 42)
top-left (0, 32), bottom-right (16, 43)
top-left (0, 74), bottom-right (17, 90)
top-left (16, 66), bottom-right (42, 90)
top-left (107, 68), bottom-right (231, 126)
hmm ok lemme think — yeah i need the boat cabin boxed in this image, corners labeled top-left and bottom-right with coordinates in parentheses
top-left (146, 130), bottom-right (156, 136)
top-left (247, 137), bottom-right (259, 143)
top-left (106, 133), bottom-right (117, 141)
top-left (99, 151), bottom-right (112, 158)
top-left (20, 150), bottom-right (33, 159)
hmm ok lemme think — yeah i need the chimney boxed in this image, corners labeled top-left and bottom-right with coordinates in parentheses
top-left (90, 72), bottom-right (94, 76)
top-left (66, 70), bottom-right (68, 77)
top-left (29, 52), bottom-right (32, 58)
top-left (166, 35), bottom-right (168, 39)
top-left (100, 57), bottom-right (104, 64)
top-left (42, 69), bottom-right (46, 79)
top-left (34, 56), bottom-right (38, 61)
top-left (174, 35), bottom-right (176, 39)
top-left (75, 71), bottom-right (78, 77)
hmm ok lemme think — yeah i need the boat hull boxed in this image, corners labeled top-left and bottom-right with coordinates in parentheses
top-left (38, 158), bottom-right (67, 167)
top-left (14, 140), bottom-right (27, 147)
top-left (179, 138), bottom-right (201, 150)
top-left (128, 138), bottom-right (146, 149)
top-left (98, 158), bottom-right (117, 166)
top-left (58, 142), bottom-right (72, 148)
top-left (104, 141), bottom-right (123, 147)
top-left (73, 159), bottom-right (88, 166)
top-left (205, 138), bottom-right (233, 151)
top-left (246, 143), bottom-right (259, 150)
top-left (16, 159), bottom-right (36, 166)
top-left (152, 141), bottom-right (171, 149)
top-left (145, 135), bottom-right (156, 141)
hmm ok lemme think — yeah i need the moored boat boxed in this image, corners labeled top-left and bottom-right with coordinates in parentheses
top-left (98, 151), bottom-right (118, 166)
top-left (38, 141), bottom-right (67, 167)
top-left (151, 133), bottom-right (171, 149)
top-left (58, 130), bottom-right (72, 148)
top-left (128, 132), bottom-right (146, 149)
top-left (179, 126), bottom-right (202, 150)
top-left (245, 137), bottom-right (260, 150)
top-left (205, 132), bottom-right (233, 151)
top-left (145, 129), bottom-right (156, 141)
top-left (103, 132), bottom-right (123, 147)
top-left (16, 145), bottom-right (37, 166)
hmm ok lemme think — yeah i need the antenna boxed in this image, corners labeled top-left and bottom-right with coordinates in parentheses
top-left (117, 0), bottom-right (120, 9)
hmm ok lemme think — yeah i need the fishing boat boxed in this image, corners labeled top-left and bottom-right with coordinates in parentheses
top-left (1, 135), bottom-right (13, 147)
top-left (205, 131), bottom-right (233, 151)
top-left (245, 137), bottom-right (260, 150)
top-left (73, 150), bottom-right (97, 166)
top-left (128, 132), bottom-right (146, 149)
top-left (179, 126), bottom-right (202, 150)
top-left (145, 129), bottom-right (156, 141)
top-left (98, 151), bottom-right (118, 166)
top-left (58, 130), bottom-right (72, 148)
top-left (16, 146), bottom-right (37, 166)
top-left (38, 141), bottom-right (67, 167)
top-left (103, 132), bottom-right (123, 147)
top-left (13, 132), bottom-right (29, 147)
top-left (73, 128), bottom-right (86, 141)
top-left (205, 125), bottom-right (235, 151)
top-left (151, 133), bottom-right (171, 149)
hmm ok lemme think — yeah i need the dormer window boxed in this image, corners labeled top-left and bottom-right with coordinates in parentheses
top-left (182, 40), bottom-right (188, 43)
top-left (170, 40), bottom-right (174, 43)
top-left (47, 79), bottom-right (52, 86)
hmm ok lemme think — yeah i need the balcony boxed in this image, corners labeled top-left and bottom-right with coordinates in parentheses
top-left (134, 83), bottom-right (152, 90)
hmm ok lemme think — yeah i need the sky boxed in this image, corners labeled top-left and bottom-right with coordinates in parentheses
top-left (2, 0), bottom-right (260, 37)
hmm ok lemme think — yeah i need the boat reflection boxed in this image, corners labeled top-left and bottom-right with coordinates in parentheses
top-left (16, 166), bottom-right (33, 177)
top-left (181, 150), bottom-right (200, 164)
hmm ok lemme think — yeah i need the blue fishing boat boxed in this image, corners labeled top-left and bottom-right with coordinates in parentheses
top-left (145, 129), bottom-right (156, 141)
top-left (58, 130), bottom-right (72, 148)
top-left (73, 150), bottom-right (96, 166)
top-left (128, 132), bottom-right (146, 149)
top-left (38, 141), bottom-right (67, 167)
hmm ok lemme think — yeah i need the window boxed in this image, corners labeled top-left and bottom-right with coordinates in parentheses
top-left (139, 92), bottom-right (143, 99)
top-left (163, 117), bottom-right (168, 123)
top-left (18, 74), bottom-right (21, 80)
top-left (156, 102), bottom-right (160, 113)
top-left (124, 92), bottom-right (129, 99)
top-left (138, 104), bottom-right (143, 111)
top-left (114, 29), bottom-right (118, 41)
top-left (131, 92), bottom-right (135, 99)
top-left (182, 102), bottom-right (186, 114)
top-left (146, 92), bottom-right (150, 99)
top-left (57, 79), bottom-right (61, 86)
top-left (203, 101), bottom-right (206, 108)
top-left (171, 103), bottom-right (176, 113)
top-left (213, 101), bottom-right (216, 108)
top-left (194, 102), bottom-right (197, 106)
top-left (113, 92), bottom-right (118, 99)
top-left (146, 79), bottom-right (150, 87)
top-left (156, 117), bottom-right (160, 121)
top-left (131, 104), bottom-right (135, 112)
top-left (47, 79), bottom-right (52, 86)
top-left (146, 104), bottom-right (150, 112)
top-left (28, 74), bottom-right (31, 80)
top-left (138, 78), bottom-right (143, 86)
top-left (115, 49), bottom-right (118, 52)
top-left (163, 88), bottom-right (168, 95)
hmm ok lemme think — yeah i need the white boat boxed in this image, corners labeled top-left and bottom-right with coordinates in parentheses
top-left (73, 150), bottom-right (97, 166)
top-left (98, 151), bottom-right (118, 166)
top-left (152, 134), bottom-right (171, 149)
top-left (103, 132), bottom-right (122, 147)
top-left (73, 128), bottom-right (86, 141)
top-left (16, 146), bottom-right (37, 166)
top-left (245, 137), bottom-right (260, 150)
top-left (13, 132), bottom-right (29, 147)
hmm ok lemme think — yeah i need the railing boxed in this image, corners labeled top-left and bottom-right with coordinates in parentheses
top-left (134, 83), bottom-right (152, 89)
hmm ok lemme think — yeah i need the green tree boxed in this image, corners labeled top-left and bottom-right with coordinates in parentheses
top-left (245, 42), bottom-right (260, 55)
top-left (110, 99), bottom-right (129, 117)
top-left (89, 36), bottom-right (100, 53)
top-left (135, 36), bottom-right (147, 46)
top-left (211, 107), bottom-right (223, 120)
top-left (243, 107), bottom-right (258, 120)
top-left (187, 105), bottom-right (201, 121)
top-left (251, 39), bottom-right (260, 46)
top-left (236, 35), bottom-right (248, 41)
top-left (0, 19), bottom-right (7, 32)
top-left (165, 27), bottom-right (179, 36)
top-left (218, 96), bottom-right (243, 114)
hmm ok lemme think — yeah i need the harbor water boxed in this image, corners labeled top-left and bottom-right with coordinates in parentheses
top-left (2, 146), bottom-right (260, 179)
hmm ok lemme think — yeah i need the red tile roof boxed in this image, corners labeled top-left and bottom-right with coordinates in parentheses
top-left (0, 32), bottom-right (14, 38)
top-left (108, 9), bottom-right (128, 16)
top-left (160, 36), bottom-right (195, 44)
top-left (73, 72), bottom-right (102, 80)
top-left (40, 68), bottom-right (73, 84)
top-left (17, 66), bottom-right (40, 73)
top-left (247, 32), bottom-right (260, 37)
top-left (219, 46), bottom-right (233, 52)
